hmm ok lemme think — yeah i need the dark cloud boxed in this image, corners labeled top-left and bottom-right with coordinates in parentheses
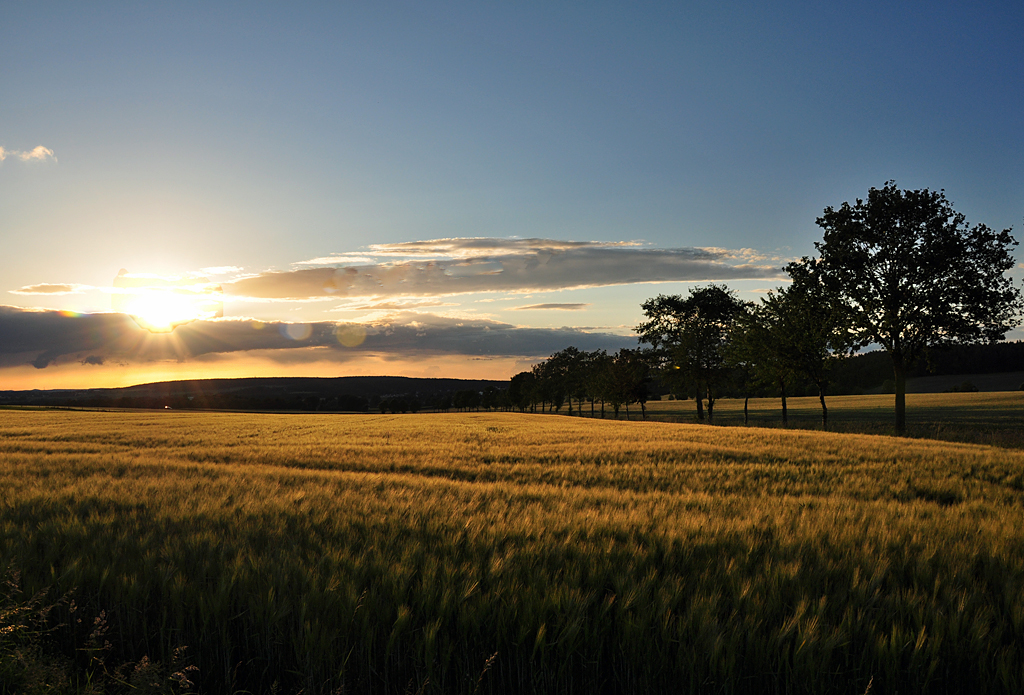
top-left (0, 306), bottom-right (636, 369)
top-left (226, 239), bottom-right (781, 300)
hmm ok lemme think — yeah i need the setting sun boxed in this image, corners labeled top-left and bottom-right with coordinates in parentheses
top-left (121, 290), bottom-right (204, 332)
top-left (112, 270), bottom-right (223, 332)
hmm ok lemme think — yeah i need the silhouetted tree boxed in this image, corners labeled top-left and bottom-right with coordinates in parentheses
top-left (590, 350), bottom-right (615, 418)
top-left (508, 371), bottom-right (537, 412)
top-left (580, 350), bottom-right (606, 417)
top-left (778, 258), bottom-right (856, 429)
top-left (814, 182), bottom-right (1023, 433)
top-left (729, 296), bottom-right (796, 425)
top-left (637, 285), bottom-right (747, 423)
top-left (482, 386), bottom-right (500, 410)
top-left (547, 347), bottom-right (585, 415)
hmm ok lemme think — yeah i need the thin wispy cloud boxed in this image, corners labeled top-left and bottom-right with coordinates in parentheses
top-left (199, 266), bottom-right (246, 276)
top-left (10, 283), bottom-right (91, 295)
top-left (329, 297), bottom-right (459, 312)
top-left (512, 303), bottom-right (590, 311)
top-left (0, 145), bottom-right (56, 163)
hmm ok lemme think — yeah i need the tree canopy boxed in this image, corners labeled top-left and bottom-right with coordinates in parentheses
top-left (814, 181), bottom-right (1023, 432)
top-left (636, 284), bottom-right (747, 422)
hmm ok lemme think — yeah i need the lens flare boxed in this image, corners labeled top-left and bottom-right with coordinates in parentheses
top-left (336, 324), bottom-right (367, 347)
top-left (283, 323), bottom-right (313, 341)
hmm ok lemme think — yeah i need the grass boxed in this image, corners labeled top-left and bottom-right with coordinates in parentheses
top-left (1, 406), bottom-right (1023, 693)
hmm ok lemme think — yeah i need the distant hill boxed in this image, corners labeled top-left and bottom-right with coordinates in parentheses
top-left (0, 375), bottom-right (506, 411)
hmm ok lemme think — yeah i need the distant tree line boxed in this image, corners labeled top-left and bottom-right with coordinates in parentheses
top-left (379, 386), bottom-right (511, 413)
top-left (507, 346), bottom-right (652, 419)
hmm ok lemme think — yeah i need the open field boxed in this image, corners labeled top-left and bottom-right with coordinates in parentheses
top-left (639, 391), bottom-right (1024, 447)
top-left (2, 409), bottom-right (1024, 693)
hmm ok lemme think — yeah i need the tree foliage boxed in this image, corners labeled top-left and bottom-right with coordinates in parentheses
top-left (814, 181), bottom-right (1023, 432)
top-left (636, 284), bottom-right (747, 422)
top-left (508, 347), bottom-right (651, 419)
top-left (732, 258), bottom-right (856, 429)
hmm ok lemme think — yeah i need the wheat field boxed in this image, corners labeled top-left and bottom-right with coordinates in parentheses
top-left (2, 407), bottom-right (1024, 693)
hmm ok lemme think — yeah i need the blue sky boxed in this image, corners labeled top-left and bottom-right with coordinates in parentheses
top-left (2, 1), bottom-right (1022, 387)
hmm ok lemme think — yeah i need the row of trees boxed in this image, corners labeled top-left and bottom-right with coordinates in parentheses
top-left (513, 182), bottom-right (1023, 433)
top-left (508, 347), bottom-right (652, 419)
top-left (380, 387), bottom-right (509, 413)
top-left (641, 182), bottom-right (1023, 433)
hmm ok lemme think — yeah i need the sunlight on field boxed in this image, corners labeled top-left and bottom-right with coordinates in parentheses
top-left (2, 410), bottom-right (1024, 693)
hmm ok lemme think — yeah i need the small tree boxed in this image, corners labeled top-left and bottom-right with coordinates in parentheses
top-left (814, 182), bottom-right (1022, 433)
top-left (778, 258), bottom-right (856, 429)
top-left (508, 371), bottom-right (536, 412)
top-left (616, 348), bottom-right (652, 420)
top-left (729, 298), bottom-right (798, 426)
top-left (591, 350), bottom-right (615, 418)
top-left (637, 285), bottom-right (747, 423)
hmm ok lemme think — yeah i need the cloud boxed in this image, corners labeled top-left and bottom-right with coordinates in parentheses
top-left (199, 266), bottom-right (245, 276)
top-left (0, 145), bottom-right (56, 163)
top-left (512, 303), bottom-right (590, 311)
top-left (10, 283), bottom-right (92, 295)
top-left (228, 238), bottom-right (782, 300)
top-left (329, 297), bottom-right (459, 312)
top-left (0, 305), bottom-right (637, 370)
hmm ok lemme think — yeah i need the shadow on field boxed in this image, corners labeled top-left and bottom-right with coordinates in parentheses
top-left (637, 393), bottom-right (1024, 448)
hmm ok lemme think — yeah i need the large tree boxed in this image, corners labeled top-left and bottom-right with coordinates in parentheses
top-left (636, 284), bottom-right (747, 423)
top-left (814, 181), bottom-right (1022, 433)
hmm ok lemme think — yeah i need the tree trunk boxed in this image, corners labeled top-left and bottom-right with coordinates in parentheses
top-left (743, 395), bottom-right (749, 426)
top-left (780, 379), bottom-right (788, 426)
top-left (591, 399), bottom-right (595, 418)
top-left (695, 392), bottom-right (704, 421)
top-left (893, 358), bottom-right (907, 435)
top-left (706, 386), bottom-right (715, 424)
top-left (640, 401), bottom-right (646, 420)
top-left (625, 403), bottom-right (630, 421)
top-left (601, 401), bottom-right (605, 418)
top-left (818, 384), bottom-right (828, 430)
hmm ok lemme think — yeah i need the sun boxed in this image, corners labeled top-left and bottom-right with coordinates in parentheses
top-left (113, 270), bottom-right (224, 333)
top-left (123, 290), bottom-right (206, 332)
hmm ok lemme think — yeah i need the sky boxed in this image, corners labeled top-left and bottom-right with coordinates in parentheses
top-left (2, 1), bottom-right (1023, 389)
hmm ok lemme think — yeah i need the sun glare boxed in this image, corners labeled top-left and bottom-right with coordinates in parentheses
top-left (113, 269), bottom-right (224, 333)
top-left (123, 291), bottom-right (203, 332)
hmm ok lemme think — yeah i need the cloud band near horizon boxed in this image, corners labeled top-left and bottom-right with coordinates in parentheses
top-left (0, 306), bottom-right (637, 371)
